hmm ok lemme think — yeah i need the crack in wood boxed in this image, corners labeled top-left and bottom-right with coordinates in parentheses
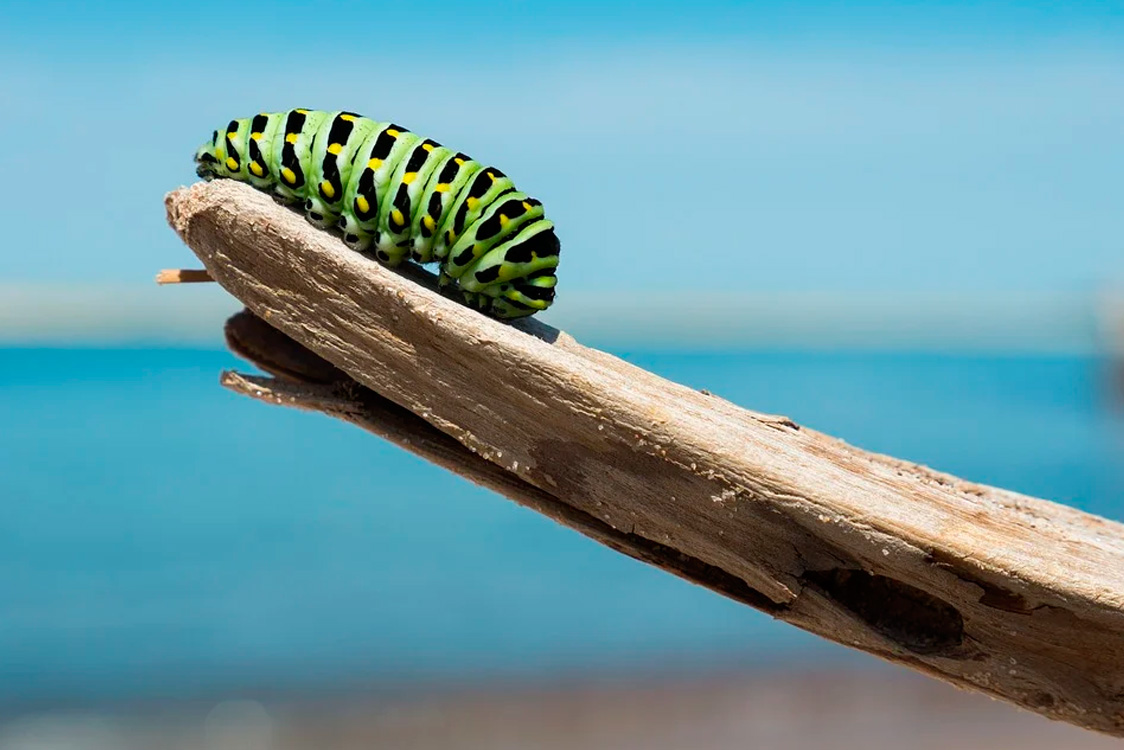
top-left (801, 569), bottom-right (965, 657)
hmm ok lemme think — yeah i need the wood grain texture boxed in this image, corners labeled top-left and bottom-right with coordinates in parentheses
top-left (221, 308), bottom-right (783, 613)
top-left (166, 180), bottom-right (1124, 736)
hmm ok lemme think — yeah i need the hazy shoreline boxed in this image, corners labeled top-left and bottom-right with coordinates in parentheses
top-left (2, 666), bottom-right (1116, 750)
top-left (1, 283), bottom-right (1121, 355)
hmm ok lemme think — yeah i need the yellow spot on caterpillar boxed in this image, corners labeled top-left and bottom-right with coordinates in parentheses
top-left (250, 162), bottom-right (264, 177)
top-left (295, 108), bottom-right (309, 114)
top-left (446, 230), bottom-right (456, 244)
top-left (227, 132), bottom-right (238, 140)
top-left (340, 114), bottom-right (357, 121)
top-left (356, 195), bottom-right (370, 214)
top-left (285, 133), bottom-right (298, 144)
top-left (386, 128), bottom-right (400, 137)
top-left (391, 209), bottom-right (405, 226)
top-left (321, 180), bottom-right (336, 199)
top-left (403, 172), bottom-right (417, 184)
top-left (454, 158), bottom-right (465, 165)
top-left (423, 216), bottom-right (436, 231)
top-left (216, 148), bottom-right (225, 159)
top-left (282, 167), bottom-right (297, 184)
top-left (328, 143), bottom-right (343, 155)
top-left (486, 171), bottom-right (496, 181)
top-left (466, 197), bottom-right (479, 210)
top-left (251, 132), bottom-right (263, 140)
top-left (422, 143), bottom-right (435, 152)
top-left (367, 158), bottom-right (382, 170)
top-left (225, 157), bottom-right (239, 171)
top-left (522, 201), bottom-right (532, 211)
top-left (434, 183), bottom-right (450, 193)
top-left (499, 214), bottom-right (509, 226)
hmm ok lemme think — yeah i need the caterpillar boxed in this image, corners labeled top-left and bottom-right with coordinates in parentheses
top-left (193, 108), bottom-right (559, 320)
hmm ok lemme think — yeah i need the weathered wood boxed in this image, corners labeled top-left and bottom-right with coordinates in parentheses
top-left (165, 180), bottom-right (1124, 736)
top-left (221, 308), bottom-right (783, 612)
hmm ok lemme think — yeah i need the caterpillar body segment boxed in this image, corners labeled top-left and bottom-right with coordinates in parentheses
top-left (306, 111), bottom-right (375, 231)
top-left (412, 152), bottom-right (483, 264)
top-left (442, 193), bottom-right (545, 279)
top-left (194, 108), bottom-right (559, 319)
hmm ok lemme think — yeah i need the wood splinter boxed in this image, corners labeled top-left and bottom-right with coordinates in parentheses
top-left (163, 179), bottom-right (1124, 738)
top-left (156, 268), bottom-right (214, 284)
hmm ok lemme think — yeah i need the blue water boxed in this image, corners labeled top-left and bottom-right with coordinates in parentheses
top-left (1, 348), bottom-right (1121, 703)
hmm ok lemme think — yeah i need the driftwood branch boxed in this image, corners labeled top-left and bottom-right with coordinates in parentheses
top-left (221, 309), bottom-right (782, 609)
top-left (165, 180), bottom-right (1124, 737)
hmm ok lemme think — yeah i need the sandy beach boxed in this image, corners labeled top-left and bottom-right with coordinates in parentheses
top-left (2, 667), bottom-right (1117, 750)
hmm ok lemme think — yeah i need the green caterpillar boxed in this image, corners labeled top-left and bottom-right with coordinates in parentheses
top-left (193, 108), bottom-right (559, 319)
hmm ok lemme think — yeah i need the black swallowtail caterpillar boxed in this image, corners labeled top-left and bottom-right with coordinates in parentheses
top-left (194, 109), bottom-right (559, 320)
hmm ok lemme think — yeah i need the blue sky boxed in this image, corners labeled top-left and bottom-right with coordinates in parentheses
top-left (6, 1), bottom-right (1124, 51)
top-left (2, 1), bottom-right (1122, 296)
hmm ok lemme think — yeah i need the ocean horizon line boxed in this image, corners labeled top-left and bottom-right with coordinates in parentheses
top-left (0, 283), bottom-right (1120, 355)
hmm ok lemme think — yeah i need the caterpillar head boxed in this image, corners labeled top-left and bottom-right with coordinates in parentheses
top-left (194, 139), bottom-right (221, 180)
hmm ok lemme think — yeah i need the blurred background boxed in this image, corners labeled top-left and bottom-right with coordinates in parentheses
top-left (2, 1), bottom-right (1123, 747)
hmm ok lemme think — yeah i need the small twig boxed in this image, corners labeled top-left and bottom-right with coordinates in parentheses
top-left (165, 179), bottom-right (1124, 737)
top-left (156, 268), bottom-right (214, 284)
